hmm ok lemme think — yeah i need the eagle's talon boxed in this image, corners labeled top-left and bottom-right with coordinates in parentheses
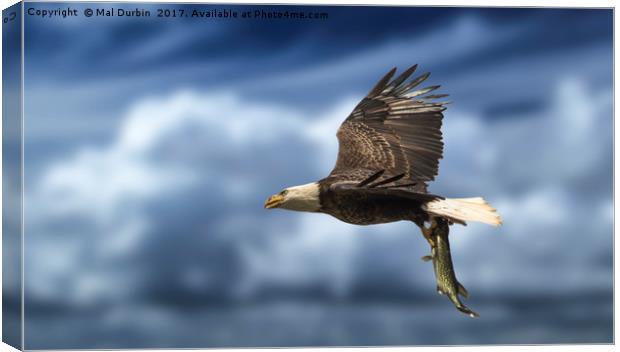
top-left (420, 218), bottom-right (438, 247)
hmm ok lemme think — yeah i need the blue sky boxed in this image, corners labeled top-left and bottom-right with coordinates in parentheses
top-left (16, 4), bottom-right (613, 349)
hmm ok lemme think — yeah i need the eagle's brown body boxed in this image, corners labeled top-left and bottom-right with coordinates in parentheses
top-left (318, 175), bottom-right (430, 225)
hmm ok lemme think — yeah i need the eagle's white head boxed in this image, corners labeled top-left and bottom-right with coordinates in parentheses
top-left (264, 182), bottom-right (320, 212)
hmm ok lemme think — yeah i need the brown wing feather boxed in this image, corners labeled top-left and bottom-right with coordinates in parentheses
top-left (330, 64), bottom-right (447, 190)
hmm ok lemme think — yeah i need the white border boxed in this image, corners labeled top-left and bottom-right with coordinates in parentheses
top-left (0, 1), bottom-right (616, 352)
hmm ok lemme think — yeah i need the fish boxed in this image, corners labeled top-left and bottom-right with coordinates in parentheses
top-left (423, 218), bottom-right (479, 318)
top-left (421, 254), bottom-right (469, 299)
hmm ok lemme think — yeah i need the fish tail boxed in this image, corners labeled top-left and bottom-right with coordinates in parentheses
top-left (424, 197), bottom-right (502, 226)
top-left (456, 304), bottom-right (480, 318)
top-left (448, 292), bottom-right (479, 317)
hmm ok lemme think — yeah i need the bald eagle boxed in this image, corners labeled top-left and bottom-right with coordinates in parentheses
top-left (265, 64), bottom-right (501, 231)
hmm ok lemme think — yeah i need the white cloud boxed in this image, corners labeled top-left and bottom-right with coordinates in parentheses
top-left (439, 76), bottom-right (612, 294)
top-left (24, 88), bottom-right (363, 304)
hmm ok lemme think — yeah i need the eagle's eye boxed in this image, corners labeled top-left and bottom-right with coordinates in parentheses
top-left (280, 190), bottom-right (289, 196)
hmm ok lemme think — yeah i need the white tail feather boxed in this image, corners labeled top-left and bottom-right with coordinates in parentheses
top-left (424, 197), bottom-right (502, 226)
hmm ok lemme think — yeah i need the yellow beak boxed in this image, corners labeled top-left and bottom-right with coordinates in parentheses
top-left (264, 194), bottom-right (285, 209)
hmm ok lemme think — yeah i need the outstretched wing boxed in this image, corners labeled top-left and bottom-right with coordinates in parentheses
top-left (329, 64), bottom-right (447, 189)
